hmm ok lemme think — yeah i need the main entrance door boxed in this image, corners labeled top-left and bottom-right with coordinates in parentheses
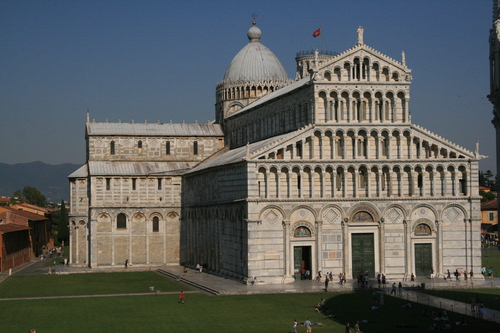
top-left (414, 243), bottom-right (432, 277)
top-left (351, 233), bottom-right (375, 278)
top-left (294, 246), bottom-right (312, 280)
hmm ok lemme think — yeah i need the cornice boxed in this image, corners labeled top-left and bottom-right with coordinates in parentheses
top-left (246, 196), bottom-right (480, 204)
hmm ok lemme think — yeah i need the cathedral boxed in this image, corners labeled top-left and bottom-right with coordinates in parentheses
top-left (69, 21), bottom-right (482, 284)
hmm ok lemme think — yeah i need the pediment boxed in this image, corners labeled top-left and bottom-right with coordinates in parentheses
top-left (315, 44), bottom-right (411, 83)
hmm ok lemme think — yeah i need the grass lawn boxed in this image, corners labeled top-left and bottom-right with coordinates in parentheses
top-left (482, 250), bottom-right (500, 273)
top-left (1, 273), bottom-right (500, 332)
top-left (0, 272), bottom-right (192, 298)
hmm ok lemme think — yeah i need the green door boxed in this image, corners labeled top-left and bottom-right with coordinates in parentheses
top-left (294, 246), bottom-right (302, 280)
top-left (351, 233), bottom-right (375, 278)
top-left (294, 246), bottom-right (312, 280)
top-left (415, 243), bottom-right (432, 277)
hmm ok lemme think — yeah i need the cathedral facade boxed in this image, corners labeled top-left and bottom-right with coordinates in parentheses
top-left (69, 22), bottom-right (482, 284)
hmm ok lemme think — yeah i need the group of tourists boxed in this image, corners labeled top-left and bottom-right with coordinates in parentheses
top-left (314, 271), bottom-right (347, 285)
top-left (481, 266), bottom-right (494, 278)
top-left (470, 295), bottom-right (485, 319)
top-left (443, 268), bottom-right (474, 282)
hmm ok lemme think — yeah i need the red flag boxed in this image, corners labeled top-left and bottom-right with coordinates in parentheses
top-left (313, 28), bottom-right (321, 37)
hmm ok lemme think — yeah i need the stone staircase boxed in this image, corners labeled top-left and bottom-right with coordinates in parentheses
top-left (156, 269), bottom-right (220, 295)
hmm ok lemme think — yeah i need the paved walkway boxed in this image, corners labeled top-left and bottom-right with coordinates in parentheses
top-left (2, 259), bottom-right (500, 323)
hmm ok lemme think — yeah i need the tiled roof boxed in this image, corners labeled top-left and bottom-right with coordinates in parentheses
top-left (0, 224), bottom-right (31, 234)
top-left (0, 207), bottom-right (48, 221)
top-left (481, 199), bottom-right (497, 210)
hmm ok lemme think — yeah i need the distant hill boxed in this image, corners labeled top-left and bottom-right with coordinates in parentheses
top-left (0, 161), bottom-right (82, 203)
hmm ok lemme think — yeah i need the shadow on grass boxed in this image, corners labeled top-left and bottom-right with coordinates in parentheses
top-left (420, 288), bottom-right (500, 312)
top-left (318, 290), bottom-right (499, 333)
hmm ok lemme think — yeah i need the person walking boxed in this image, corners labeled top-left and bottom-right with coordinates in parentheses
top-left (292, 319), bottom-right (298, 333)
top-left (304, 318), bottom-right (312, 333)
top-left (324, 277), bottom-right (329, 292)
top-left (390, 282), bottom-right (396, 295)
top-left (179, 291), bottom-right (185, 304)
top-left (381, 274), bottom-right (386, 287)
top-left (345, 322), bottom-right (352, 333)
top-left (398, 282), bottom-right (402, 296)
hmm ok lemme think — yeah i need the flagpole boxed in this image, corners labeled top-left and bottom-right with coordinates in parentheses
top-left (320, 26), bottom-right (322, 53)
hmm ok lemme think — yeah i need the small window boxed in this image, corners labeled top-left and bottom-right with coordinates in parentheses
top-left (193, 141), bottom-right (198, 155)
top-left (152, 216), bottom-right (159, 232)
top-left (132, 178), bottom-right (137, 190)
top-left (110, 141), bottom-right (115, 155)
top-left (489, 212), bottom-right (495, 222)
top-left (166, 141), bottom-right (171, 155)
top-left (138, 140), bottom-right (143, 149)
top-left (117, 213), bottom-right (127, 229)
top-left (158, 178), bottom-right (162, 190)
top-left (106, 178), bottom-right (111, 191)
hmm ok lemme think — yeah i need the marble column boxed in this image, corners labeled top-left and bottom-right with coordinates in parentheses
top-left (342, 219), bottom-right (349, 277)
top-left (283, 220), bottom-right (291, 277)
top-left (403, 219), bottom-right (411, 276)
top-left (379, 219), bottom-right (386, 274)
top-left (316, 220), bottom-right (323, 275)
top-left (436, 219), bottom-right (443, 276)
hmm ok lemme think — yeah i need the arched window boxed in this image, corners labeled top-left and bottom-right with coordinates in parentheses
top-left (152, 216), bottom-right (159, 232)
top-left (166, 141), bottom-right (171, 155)
top-left (138, 140), bottom-right (142, 149)
top-left (110, 141), bottom-right (115, 155)
top-left (117, 213), bottom-right (127, 229)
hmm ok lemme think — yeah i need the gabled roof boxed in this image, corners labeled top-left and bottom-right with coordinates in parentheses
top-left (87, 161), bottom-right (197, 176)
top-left (86, 122), bottom-right (223, 137)
top-left (318, 43), bottom-right (409, 73)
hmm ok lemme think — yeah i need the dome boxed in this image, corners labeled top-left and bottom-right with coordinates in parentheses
top-left (223, 23), bottom-right (288, 83)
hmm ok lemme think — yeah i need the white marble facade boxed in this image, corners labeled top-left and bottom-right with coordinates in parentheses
top-left (69, 23), bottom-right (482, 284)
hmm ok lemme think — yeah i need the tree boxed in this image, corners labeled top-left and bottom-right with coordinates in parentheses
top-left (479, 189), bottom-right (496, 202)
top-left (23, 186), bottom-right (46, 207)
top-left (12, 186), bottom-right (46, 207)
top-left (57, 200), bottom-right (69, 245)
top-left (50, 201), bottom-right (69, 246)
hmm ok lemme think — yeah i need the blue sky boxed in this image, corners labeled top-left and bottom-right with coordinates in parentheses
top-left (0, 1), bottom-right (496, 172)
